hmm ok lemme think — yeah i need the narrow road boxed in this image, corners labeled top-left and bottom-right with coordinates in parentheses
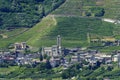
top-left (49, 14), bottom-right (120, 24)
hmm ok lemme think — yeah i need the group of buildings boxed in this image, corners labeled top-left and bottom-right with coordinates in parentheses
top-left (39, 35), bottom-right (120, 68)
top-left (0, 35), bottom-right (120, 68)
top-left (14, 42), bottom-right (28, 51)
top-left (0, 51), bottom-right (40, 66)
top-left (44, 48), bottom-right (120, 68)
top-left (91, 38), bottom-right (120, 47)
top-left (41, 35), bottom-right (62, 57)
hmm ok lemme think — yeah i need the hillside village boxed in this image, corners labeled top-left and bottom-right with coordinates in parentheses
top-left (1, 35), bottom-right (120, 70)
top-left (1, 0), bottom-right (120, 79)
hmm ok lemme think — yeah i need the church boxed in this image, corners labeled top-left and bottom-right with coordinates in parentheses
top-left (42, 35), bottom-right (62, 57)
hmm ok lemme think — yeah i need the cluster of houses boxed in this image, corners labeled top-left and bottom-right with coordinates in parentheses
top-left (0, 51), bottom-right (40, 66)
top-left (0, 48), bottom-right (120, 68)
top-left (91, 38), bottom-right (120, 47)
top-left (43, 47), bottom-right (120, 68)
top-left (40, 35), bottom-right (120, 68)
top-left (0, 35), bottom-right (120, 69)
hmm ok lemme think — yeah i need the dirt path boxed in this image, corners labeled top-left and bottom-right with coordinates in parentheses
top-left (51, 15), bottom-right (57, 25)
top-left (49, 14), bottom-right (102, 19)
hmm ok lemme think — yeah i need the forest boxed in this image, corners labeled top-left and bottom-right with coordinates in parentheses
top-left (0, 0), bottom-right (65, 29)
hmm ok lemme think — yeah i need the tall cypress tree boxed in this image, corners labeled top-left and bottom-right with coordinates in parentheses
top-left (40, 53), bottom-right (43, 61)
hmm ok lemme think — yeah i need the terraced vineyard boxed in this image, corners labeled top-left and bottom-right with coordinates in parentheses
top-left (47, 17), bottom-right (113, 39)
top-left (52, 0), bottom-right (83, 16)
top-left (104, 0), bottom-right (120, 19)
top-left (0, 0), bottom-right (120, 52)
top-left (52, 0), bottom-right (120, 19)
top-left (52, 0), bottom-right (103, 16)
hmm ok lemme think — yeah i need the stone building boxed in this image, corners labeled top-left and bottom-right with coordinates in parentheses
top-left (14, 42), bottom-right (27, 50)
top-left (42, 35), bottom-right (62, 57)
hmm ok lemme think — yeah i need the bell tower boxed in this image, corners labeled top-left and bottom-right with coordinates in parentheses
top-left (57, 35), bottom-right (61, 54)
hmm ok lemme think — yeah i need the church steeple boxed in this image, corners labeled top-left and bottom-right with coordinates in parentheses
top-left (57, 35), bottom-right (61, 54)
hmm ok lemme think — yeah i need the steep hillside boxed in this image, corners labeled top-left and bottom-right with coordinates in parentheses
top-left (0, 0), bottom-right (65, 29)
top-left (52, 0), bottom-right (105, 17)
top-left (0, 15), bottom-right (116, 51)
top-left (0, 16), bottom-right (57, 50)
top-left (0, 0), bottom-right (120, 52)
top-left (52, 0), bottom-right (120, 19)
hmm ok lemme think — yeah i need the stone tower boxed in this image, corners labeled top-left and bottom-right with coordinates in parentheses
top-left (57, 35), bottom-right (61, 54)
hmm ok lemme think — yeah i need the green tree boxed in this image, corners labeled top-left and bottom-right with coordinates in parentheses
top-left (107, 66), bottom-right (113, 71)
top-left (90, 7), bottom-right (105, 17)
top-left (61, 70), bottom-right (69, 79)
top-left (40, 53), bottom-right (43, 61)
top-left (0, 18), bottom-right (3, 26)
top-left (36, 62), bottom-right (46, 71)
top-left (101, 67), bottom-right (105, 71)
top-left (46, 60), bottom-right (52, 69)
top-left (43, 54), bottom-right (48, 59)
top-left (85, 11), bottom-right (91, 16)
top-left (96, 61), bottom-right (101, 67)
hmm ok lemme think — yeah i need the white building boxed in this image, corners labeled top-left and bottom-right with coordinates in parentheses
top-left (112, 55), bottom-right (118, 62)
top-left (14, 42), bottom-right (27, 50)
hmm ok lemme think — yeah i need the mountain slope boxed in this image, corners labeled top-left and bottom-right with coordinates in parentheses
top-left (0, 0), bottom-right (120, 51)
top-left (0, 16), bottom-right (57, 50)
top-left (0, 15), bottom-right (116, 51)
top-left (52, 0), bottom-right (120, 19)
